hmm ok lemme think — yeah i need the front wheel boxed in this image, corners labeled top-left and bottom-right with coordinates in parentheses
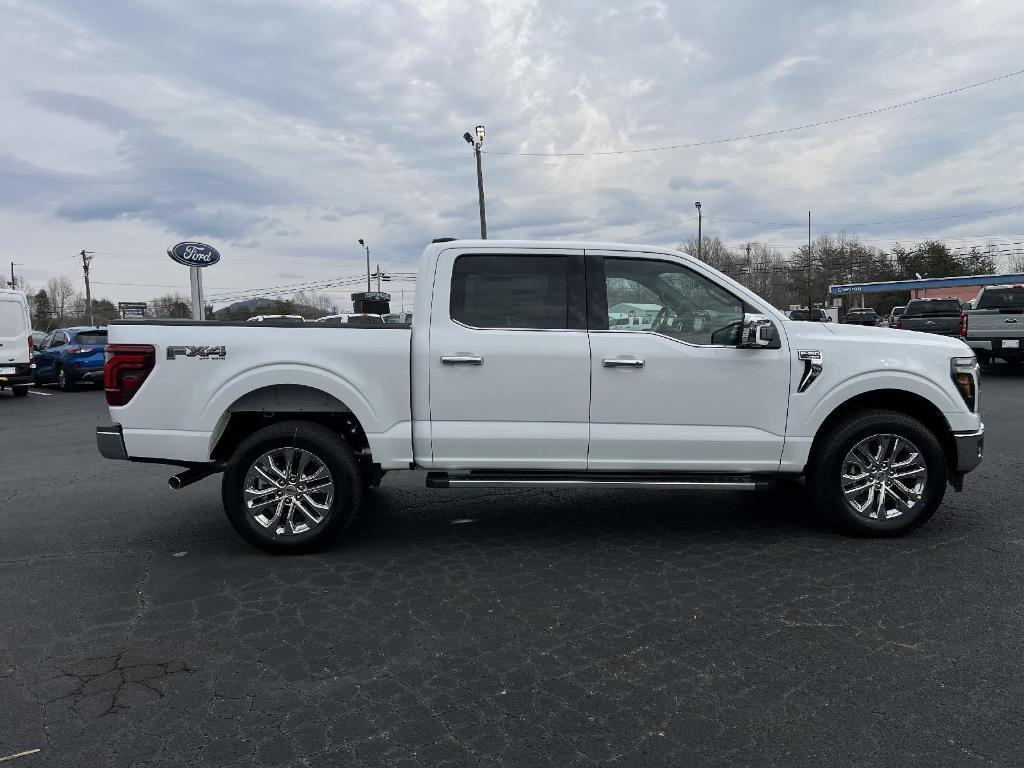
top-left (221, 421), bottom-right (362, 553)
top-left (806, 409), bottom-right (947, 537)
top-left (12, 385), bottom-right (29, 397)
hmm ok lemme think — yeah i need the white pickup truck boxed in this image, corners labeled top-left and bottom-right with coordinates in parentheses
top-left (96, 239), bottom-right (984, 552)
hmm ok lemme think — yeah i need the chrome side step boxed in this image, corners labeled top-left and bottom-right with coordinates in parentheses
top-left (426, 472), bottom-right (772, 490)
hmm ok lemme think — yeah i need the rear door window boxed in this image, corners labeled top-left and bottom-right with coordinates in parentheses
top-left (450, 255), bottom-right (574, 329)
top-left (75, 331), bottom-right (108, 345)
top-left (976, 288), bottom-right (1024, 310)
top-left (0, 300), bottom-right (26, 333)
top-left (904, 300), bottom-right (960, 316)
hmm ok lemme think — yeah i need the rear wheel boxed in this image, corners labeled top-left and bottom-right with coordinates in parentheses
top-left (221, 421), bottom-right (361, 553)
top-left (807, 409), bottom-right (947, 536)
top-left (12, 385), bottom-right (29, 397)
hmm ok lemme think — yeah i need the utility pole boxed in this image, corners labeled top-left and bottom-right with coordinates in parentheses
top-left (9, 261), bottom-right (15, 290)
top-left (375, 263), bottom-right (381, 292)
top-left (463, 126), bottom-right (487, 239)
top-left (695, 201), bottom-right (702, 261)
top-left (358, 239), bottom-right (370, 292)
top-left (806, 212), bottom-right (812, 313)
top-left (80, 250), bottom-right (95, 326)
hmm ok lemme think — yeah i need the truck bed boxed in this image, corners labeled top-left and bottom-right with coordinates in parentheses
top-left (106, 320), bottom-right (413, 467)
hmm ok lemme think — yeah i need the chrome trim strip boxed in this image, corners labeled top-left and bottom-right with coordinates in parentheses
top-left (796, 350), bottom-right (823, 393)
top-left (444, 478), bottom-right (758, 489)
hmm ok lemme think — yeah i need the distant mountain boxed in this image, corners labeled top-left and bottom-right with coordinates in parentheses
top-left (213, 298), bottom-right (275, 316)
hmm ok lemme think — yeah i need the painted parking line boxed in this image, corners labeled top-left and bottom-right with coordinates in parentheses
top-left (0, 749), bottom-right (41, 763)
top-left (27, 390), bottom-right (53, 396)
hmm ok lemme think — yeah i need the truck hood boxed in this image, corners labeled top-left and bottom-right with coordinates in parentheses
top-left (783, 320), bottom-right (972, 356)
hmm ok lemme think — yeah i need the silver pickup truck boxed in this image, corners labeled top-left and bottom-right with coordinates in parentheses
top-left (961, 284), bottom-right (1024, 365)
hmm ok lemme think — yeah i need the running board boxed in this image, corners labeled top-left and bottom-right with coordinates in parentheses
top-left (426, 471), bottom-right (773, 490)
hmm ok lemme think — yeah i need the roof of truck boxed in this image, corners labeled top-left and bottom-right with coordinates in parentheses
top-left (428, 239), bottom-right (689, 256)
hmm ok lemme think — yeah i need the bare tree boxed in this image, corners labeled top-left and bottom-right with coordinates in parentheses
top-left (46, 276), bottom-right (78, 327)
top-left (150, 292), bottom-right (191, 318)
top-left (1009, 249), bottom-right (1024, 273)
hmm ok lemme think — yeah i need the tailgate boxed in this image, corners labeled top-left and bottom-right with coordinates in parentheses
top-left (901, 317), bottom-right (960, 334)
top-left (966, 310), bottom-right (1024, 338)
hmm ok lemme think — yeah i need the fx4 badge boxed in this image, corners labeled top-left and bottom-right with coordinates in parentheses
top-left (166, 345), bottom-right (227, 360)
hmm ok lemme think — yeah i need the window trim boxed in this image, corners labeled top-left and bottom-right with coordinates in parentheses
top-left (448, 252), bottom-right (587, 332)
top-left (587, 253), bottom-right (751, 347)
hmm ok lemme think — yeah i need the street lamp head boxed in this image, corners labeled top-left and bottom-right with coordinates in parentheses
top-left (358, 239), bottom-right (365, 246)
top-left (475, 125), bottom-right (485, 141)
top-left (694, 201), bottom-right (701, 210)
top-left (463, 132), bottom-right (474, 144)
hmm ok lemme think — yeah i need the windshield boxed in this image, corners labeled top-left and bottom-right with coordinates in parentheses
top-left (976, 287), bottom-right (1024, 310)
top-left (74, 330), bottom-right (107, 345)
top-left (891, 306), bottom-right (905, 317)
top-left (903, 299), bottom-right (960, 317)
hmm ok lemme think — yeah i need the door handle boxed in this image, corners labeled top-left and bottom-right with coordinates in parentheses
top-left (441, 355), bottom-right (484, 365)
top-left (602, 358), bottom-right (644, 368)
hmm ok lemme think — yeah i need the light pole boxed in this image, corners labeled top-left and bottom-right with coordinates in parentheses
top-left (694, 201), bottom-right (702, 261)
top-left (358, 239), bottom-right (370, 292)
top-left (80, 250), bottom-right (95, 326)
top-left (807, 211), bottom-right (812, 314)
top-left (463, 125), bottom-right (487, 239)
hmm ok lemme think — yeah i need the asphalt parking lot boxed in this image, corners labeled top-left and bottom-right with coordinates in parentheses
top-left (1, 374), bottom-right (1022, 767)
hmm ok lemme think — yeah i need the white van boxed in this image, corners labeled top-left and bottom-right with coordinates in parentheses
top-left (0, 290), bottom-right (33, 397)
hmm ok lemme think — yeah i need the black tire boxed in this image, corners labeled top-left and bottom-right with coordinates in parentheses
top-left (221, 420), bottom-right (362, 553)
top-left (57, 366), bottom-right (72, 392)
top-left (806, 409), bottom-right (947, 537)
top-left (12, 385), bottom-right (29, 397)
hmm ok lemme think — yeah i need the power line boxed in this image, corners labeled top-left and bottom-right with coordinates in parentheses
top-left (483, 67), bottom-right (1024, 157)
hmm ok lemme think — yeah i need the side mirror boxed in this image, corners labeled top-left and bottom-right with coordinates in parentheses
top-left (738, 313), bottom-right (779, 348)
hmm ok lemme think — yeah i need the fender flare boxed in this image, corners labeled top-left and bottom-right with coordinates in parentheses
top-left (802, 370), bottom-right (958, 438)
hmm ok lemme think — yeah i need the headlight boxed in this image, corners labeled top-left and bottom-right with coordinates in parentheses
top-left (950, 356), bottom-right (979, 412)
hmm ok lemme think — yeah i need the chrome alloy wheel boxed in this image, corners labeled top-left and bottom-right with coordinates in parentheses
top-left (840, 433), bottom-right (928, 520)
top-left (243, 447), bottom-right (335, 536)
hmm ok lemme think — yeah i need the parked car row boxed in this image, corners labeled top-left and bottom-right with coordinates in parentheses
top-left (246, 313), bottom-right (413, 324)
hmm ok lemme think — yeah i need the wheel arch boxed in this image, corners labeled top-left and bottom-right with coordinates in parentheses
top-left (209, 384), bottom-right (372, 466)
top-left (807, 389), bottom-right (956, 472)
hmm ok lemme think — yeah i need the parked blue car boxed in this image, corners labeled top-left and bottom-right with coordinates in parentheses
top-left (33, 327), bottom-right (107, 391)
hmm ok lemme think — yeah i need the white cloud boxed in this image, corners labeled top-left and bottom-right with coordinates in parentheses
top-left (2, 0), bottom-right (1024, 306)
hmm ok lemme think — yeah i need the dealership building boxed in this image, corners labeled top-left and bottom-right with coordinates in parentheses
top-left (829, 272), bottom-right (1024, 306)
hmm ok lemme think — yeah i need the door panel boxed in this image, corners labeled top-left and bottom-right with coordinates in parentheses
top-left (428, 249), bottom-right (591, 469)
top-left (586, 251), bottom-right (791, 472)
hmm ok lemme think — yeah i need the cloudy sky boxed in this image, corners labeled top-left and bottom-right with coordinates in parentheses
top-left (2, 0), bottom-right (1023, 309)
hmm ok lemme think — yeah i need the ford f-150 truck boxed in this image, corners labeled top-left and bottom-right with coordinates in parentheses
top-left (960, 284), bottom-right (1024, 366)
top-left (895, 297), bottom-right (962, 336)
top-left (96, 240), bottom-right (985, 552)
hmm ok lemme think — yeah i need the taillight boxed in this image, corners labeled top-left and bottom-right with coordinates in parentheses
top-left (27, 336), bottom-right (33, 357)
top-left (894, 318), bottom-right (901, 329)
top-left (104, 344), bottom-right (155, 406)
top-left (959, 313), bottom-right (968, 338)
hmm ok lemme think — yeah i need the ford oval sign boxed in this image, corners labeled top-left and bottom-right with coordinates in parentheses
top-left (167, 241), bottom-right (221, 268)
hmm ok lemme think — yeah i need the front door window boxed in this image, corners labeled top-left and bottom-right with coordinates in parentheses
top-left (604, 258), bottom-right (745, 345)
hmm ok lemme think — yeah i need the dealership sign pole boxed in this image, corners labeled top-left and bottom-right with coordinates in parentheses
top-left (167, 242), bottom-right (221, 320)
